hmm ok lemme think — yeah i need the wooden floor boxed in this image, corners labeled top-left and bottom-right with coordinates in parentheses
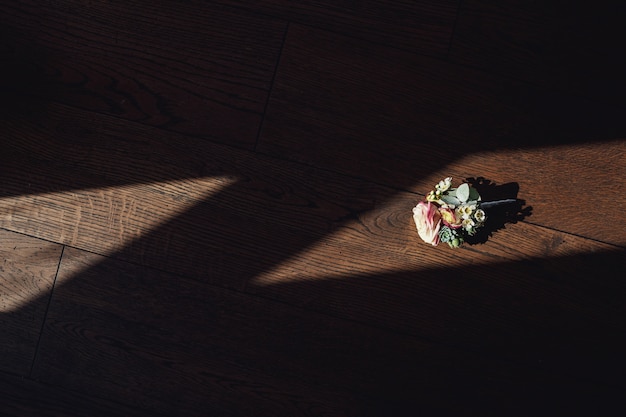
top-left (1, 1), bottom-right (625, 415)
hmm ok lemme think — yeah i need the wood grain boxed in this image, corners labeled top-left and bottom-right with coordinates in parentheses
top-left (33, 247), bottom-right (406, 416)
top-left (1, 102), bottom-right (621, 283)
top-left (0, 0), bottom-right (286, 148)
top-left (416, 141), bottom-right (626, 245)
top-left (0, 370), bottom-right (155, 417)
top-left (2, 2), bottom-right (626, 414)
top-left (2, 100), bottom-right (624, 391)
top-left (31, 247), bottom-right (623, 417)
top-left (213, 0), bottom-right (459, 56)
top-left (257, 25), bottom-right (626, 244)
top-left (448, 1), bottom-right (626, 105)
top-left (0, 102), bottom-right (385, 279)
top-left (0, 229), bottom-right (62, 375)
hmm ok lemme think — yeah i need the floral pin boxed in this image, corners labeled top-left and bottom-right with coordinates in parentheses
top-left (412, 177), bottom-right (515, 248)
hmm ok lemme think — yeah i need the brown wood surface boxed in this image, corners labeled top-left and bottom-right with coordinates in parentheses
top-left (1, 0), bottom-right (626, 416)
top-left (1, 103), bottom-right (622, 287)
top-left (32, 247), bottom-right (624, 416)
top-left (0, 0), bottom-right (285, 148)
top-left (211, 0), bottom-right (459, 56)
top-left (258, 25), bottom-right (626, 245)
top-left (0, 230), bottom-right (61, 375)
top-left (0, 370), bottom-right (154, 417)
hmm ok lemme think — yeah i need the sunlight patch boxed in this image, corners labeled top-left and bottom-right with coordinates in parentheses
top-left (250, 198), bottom-right (493, 287)
top-left (0, 176), bottom-right (238, 312)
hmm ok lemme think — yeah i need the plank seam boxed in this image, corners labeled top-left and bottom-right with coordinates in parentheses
top-left (28, 245), bottom-right (65, 378)
top-left (445, 0), bottom-right (464, 60)
top-left (254, 21), bottom-right (290, 152)
top-left (5, 227), bottom-right (623, 391)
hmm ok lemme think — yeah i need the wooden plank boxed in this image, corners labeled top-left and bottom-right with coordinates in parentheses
top-left (448, 1), bottom-right (626, 105)
top-left (212, 0), bottom-right (459, 56)
top-left (2, 102), bottom-right (625, 366)
top-left (0, 371), bottom-right (157, 417)
top-left (406, 141), bottom-right (626, 245)
top-left (1, 94), bottom-right (624, 344)
top-left (1, 2), bottom-right (623, 414)
top-left (31, 247), bottom-right (623, 416)
top-left (0, 101), bottom-right (387, 274)
top-left (0, 0), bottom-right (286, 148)
top-left (252, 192), bottom-right (626, 379)
top-left (0, 100), bottom-right (620, 272)
top-left (32, 247), bottom-right (410, 416)
top-left (0, 229), bottom-right (62, 375)
top-left (257, 25), bottom-right (626, 245)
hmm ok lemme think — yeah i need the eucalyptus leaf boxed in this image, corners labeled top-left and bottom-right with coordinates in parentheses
top-left (469, 186), bottom-right (480, 201)
top-left (456, 183), bottom-right (470, 202)
top-left (441, 195), bottom-right (460, 206)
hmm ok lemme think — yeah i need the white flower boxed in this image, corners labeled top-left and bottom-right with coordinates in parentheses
top-left (474, 209), bottom-right (486, 223)
top-left (462, 218), bottom-right (475, 231)
top-left (435, 177), bottom-right (452, 192)
top-left (457, 204), bottom-right (475, 220)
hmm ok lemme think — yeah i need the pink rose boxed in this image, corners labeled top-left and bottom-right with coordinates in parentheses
top-left (412, 201), bottom-right (442, 246)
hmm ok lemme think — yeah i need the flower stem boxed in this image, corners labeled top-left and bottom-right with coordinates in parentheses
top-left (480, 199), bottom-right (517, 209)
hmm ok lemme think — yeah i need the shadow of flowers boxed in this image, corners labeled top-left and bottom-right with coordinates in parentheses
top-left (465, 177), bottom-right (533, 245)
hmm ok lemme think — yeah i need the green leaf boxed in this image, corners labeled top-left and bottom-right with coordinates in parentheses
top-left (457, 183), bottom-right (470, 202)
top-left (469, 186), bottom-right (480, 201)
top-left (441, 195), bottom-right (460, 206)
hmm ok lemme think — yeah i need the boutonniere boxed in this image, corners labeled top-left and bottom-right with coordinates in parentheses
top-left (412, 177), bottom-right (514, 248)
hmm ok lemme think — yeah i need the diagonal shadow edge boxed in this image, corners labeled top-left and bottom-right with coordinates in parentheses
top-left (1, 2), bottom-right (624, 412)
top-left (2, 103), bottom-right (626, 252)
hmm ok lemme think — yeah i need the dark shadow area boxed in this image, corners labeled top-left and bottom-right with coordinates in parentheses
top-left (465, 177), bottom-right (533, 245)
top-left (1, 1), bottom-right (626, 416)
top-left (2, 238), bottom-right (623, 416)
top-left (449, 1), bottom-right (626, 109)
top-left (1, 3), bottom-right (626, 199)
top-left (0, 27), bottom-right (51, 122)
